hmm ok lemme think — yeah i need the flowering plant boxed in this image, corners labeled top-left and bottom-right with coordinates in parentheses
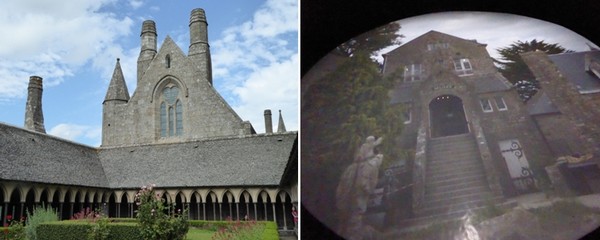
top-left (2, 215), bottom-right (25, 240)
top-left (135, 184), bottom-right (189, 240)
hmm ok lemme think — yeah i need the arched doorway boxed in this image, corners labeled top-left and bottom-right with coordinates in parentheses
top-left (429, 95), bottom-right (469, 138)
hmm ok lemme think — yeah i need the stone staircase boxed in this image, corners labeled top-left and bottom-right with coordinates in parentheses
top-left (416, 133), bottom-right (496, 220)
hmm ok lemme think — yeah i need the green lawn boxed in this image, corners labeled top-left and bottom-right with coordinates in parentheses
top-left (186, 227), bottom-right (217, 239)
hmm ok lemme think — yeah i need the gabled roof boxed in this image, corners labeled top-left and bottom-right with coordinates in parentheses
top-left (0, 123), bottom-right (109, 188)
top-left (384, 30), bottom-right (486, 56)
top-left (99, 132), bottom-right (297, 188)
top-left (548, 50), bottom-right (600, 94)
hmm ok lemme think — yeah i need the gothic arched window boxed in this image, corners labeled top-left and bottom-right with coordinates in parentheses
top-left (160, 84), bottom-right (183, 137)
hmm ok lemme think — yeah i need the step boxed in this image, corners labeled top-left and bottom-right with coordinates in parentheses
top-left (426, 178), bottom-right (491, 194)
top-left (428, 153), bottom-right (480, 163)
top-left (425, 184), bottom-right (490, 200)
top-left (423, 191), bottom-right (490, 207)
top-left (426, 161), bottom-right (483, 174)
top-left (426, 170), bottom-right (486, 184)
top-left (429, 145), bottom-right (477, 154)
top-left (417, 198), bottom-right (494, 219)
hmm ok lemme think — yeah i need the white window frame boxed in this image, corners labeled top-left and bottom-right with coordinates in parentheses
top-left (403, 64), bottom-right (423, 82)
top-left (480, 98), bottom-right (493, 113)
top-left (454, 58), bottom-right (473, 76)
top-left (403, 106), bottom-right (412, 124)
top-left (494, 96), bottom-right (508, 111)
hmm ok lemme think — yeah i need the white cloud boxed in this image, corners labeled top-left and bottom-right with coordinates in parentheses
top-left (211, 0), bottom-right (298, 132)
top-left (129, 0), bottom-right (143, 9)
top-left (48, 123), bottom-right (102, 146)
top-left (233, 53), bottom-right (299, 133)
top-left (0, 0), bottom-right (134, 101)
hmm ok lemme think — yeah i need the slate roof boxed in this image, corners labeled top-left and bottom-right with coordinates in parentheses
top-left (98, 132), bottom-right (297, 189)
top-left (471, 73), bottom-right (512, 94)
top-left (0, 122), bottom-right (297, 189)
top-left (527, 91), bottom-right (560, 115)
top-left (548, 51), bottom-right (600, 94)
top-left (0, 123), bottom-right (108, 188)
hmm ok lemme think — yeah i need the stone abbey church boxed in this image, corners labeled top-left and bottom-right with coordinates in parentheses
top-left (0, 8), bottom-right (298, 231)
top-left (372, 30), bottom-right (600, 224)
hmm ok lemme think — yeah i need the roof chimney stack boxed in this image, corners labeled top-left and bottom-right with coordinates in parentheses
top-left (24, 76), bottom-right (46, 133)
top-left (264, 109), bottom-right (273, 134)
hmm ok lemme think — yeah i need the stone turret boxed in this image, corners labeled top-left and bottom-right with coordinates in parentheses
top-left (188, 8), bottom-right (213, 85)
top-left (137, 20), bottom-right (157, 85)
top-left (103, 58), bottom-right (129, 146)
top-left (277, 110), bottom-right (287, 133)
top-left (24, 76), bottom-right (46, 133)
top-left (264, 109), bottom-right (273, 133)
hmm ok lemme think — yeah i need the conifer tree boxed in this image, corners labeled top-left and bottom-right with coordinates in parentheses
top-left (495, 39), bottom-right (571, 101)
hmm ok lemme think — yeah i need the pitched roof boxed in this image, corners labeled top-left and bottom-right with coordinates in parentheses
top-left (548, 51), bottom-right (600, 94)
top-left (527, 91), bottom-right (560, 115)
top-left (104, 59), bottom-right (130, 103)
top-left (471, 73), bottom-right (513, 93)
top-left (0, 123), bottom-right (109, 188)
top-left (0, 122), bottom-right (297, 189)
top-left (98, 132), bottom-right (297, 188)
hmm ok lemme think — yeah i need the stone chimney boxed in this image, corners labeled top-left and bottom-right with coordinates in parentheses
top-left (189, 8), bottom-right (212, 85)
top-left (264, 109), bottom-right (273, 133)
top-left (24, 76), bottom-right (46, 133)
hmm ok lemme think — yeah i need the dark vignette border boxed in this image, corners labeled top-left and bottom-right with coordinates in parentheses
top-left (300, 0), bottom-right (600, 239)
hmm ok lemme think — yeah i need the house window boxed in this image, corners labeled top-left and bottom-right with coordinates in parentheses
top-left (166, 54), bottom-right (171, 68)
top-left (427, 42), bottom-right (449, 51)
top-left (160, 84), bottom-right (183, 137)
top-left (403, 105), bottom-right (412, 124)
top-left (454, 58), bottom-right (473, 76)
top-left (404, 64), bottom-right (423, 82)
top-left (480, 98), bottom-right (493, 112)
top-left (495, 96), bottom-right (508, 111)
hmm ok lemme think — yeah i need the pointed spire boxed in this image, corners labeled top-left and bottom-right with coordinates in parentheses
top-left (104, 58), bottom-right (130, 103)
top-left (277, 110), bottom-right (287, 133)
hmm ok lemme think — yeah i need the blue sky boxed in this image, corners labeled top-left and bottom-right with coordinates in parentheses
top-left (0, 0), bottom-right (298, 147)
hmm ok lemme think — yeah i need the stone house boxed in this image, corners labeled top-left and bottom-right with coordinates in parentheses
top-left (522, 50), bottom-right (600, 195)
top-left (0, 8), bottom-right (297, 231)
top-left (379, 31), bottom-right (557, 222)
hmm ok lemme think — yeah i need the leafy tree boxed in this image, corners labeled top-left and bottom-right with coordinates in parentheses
top-left (495, 39), bottom-right (572, 101)
top-left (335, 22), bottom-right (403, 57)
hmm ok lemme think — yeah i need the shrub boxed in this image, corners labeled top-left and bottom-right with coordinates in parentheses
top-left (87, 216), bottom-right (110, 240)
top-left (37, 222), bottom-right (92, 240)
top-left (26, 205), bottom-right (59, 240)
top-left (135, 184), bottom-right (189, 240)
top-left (37, 221), bottom-right (142, 240)
top-left (1, 217), bottom-right (26, 240)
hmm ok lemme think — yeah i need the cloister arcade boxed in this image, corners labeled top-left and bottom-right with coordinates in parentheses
top-left (0, 181), bottom-right (297, 230)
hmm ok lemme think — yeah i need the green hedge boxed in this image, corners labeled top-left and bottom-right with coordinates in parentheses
top-left (37, 221), bottom-right (141, 240)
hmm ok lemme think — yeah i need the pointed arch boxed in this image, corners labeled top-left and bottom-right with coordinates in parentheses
top-left (119, 193), bottom-right (129, 218)
top-left (190, 191), bottom-right (202, 220)
top-left (205, 191), bottom-right (217, 220)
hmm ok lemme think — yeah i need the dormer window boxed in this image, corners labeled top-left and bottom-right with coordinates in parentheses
top-left (454, 58), bottom-right (473, 76)
top-left (404, 64), bottom-right (423, 82)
